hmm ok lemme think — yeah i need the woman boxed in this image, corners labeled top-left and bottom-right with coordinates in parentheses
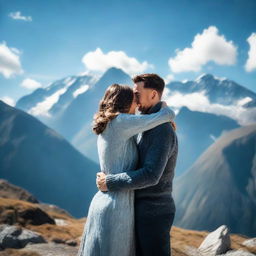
top-left (77, 84), bottom-right (175, 256)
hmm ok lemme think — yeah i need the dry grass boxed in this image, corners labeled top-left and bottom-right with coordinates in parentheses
top-left (0, 249), bottom-right (40, 256)
top-left (0, 197), bottom-right (255, 256)
top-left (170, 226), bottom-right (255, 255)
top-left (0, 197), bottom-right (39, 210)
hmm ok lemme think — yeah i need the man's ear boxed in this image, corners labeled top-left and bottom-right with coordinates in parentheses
top-left (151, 90), bottom-right (158, 100)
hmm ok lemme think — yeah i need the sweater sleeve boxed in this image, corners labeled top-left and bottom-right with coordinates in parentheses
top-left (105, 124), bottom-right (176, 191)
top-left (113, 106), bottom-right (175, 139)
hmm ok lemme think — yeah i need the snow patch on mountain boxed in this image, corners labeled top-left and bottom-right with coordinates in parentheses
top-left (28, 77), bottom-right (76, 117)
top-left (73, 84), bottom-right (90, 98)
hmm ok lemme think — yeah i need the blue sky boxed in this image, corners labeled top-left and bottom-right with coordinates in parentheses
top-left (0, 0), bottom-right (256, 105)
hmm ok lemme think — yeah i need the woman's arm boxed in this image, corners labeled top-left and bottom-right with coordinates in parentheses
top-left (113, 105), bottom-right (175, 139)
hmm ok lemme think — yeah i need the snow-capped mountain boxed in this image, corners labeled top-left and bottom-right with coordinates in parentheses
top-left (16, 74), bottom-right (97, 121)
top-left (173, 123), bottom-right (256, 237)
top-left (54, 67), bottom-right (132, 143)
top-left (167, 74), bottom-right (256, 107)
top-left (14, 70), bottom-right (256, 163)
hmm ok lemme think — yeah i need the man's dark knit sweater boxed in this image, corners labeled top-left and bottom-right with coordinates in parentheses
top-left (106, 101), bottom-right (178, 256)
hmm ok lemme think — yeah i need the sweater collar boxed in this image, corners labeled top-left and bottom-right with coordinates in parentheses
top-left (146, 101), bottom-right (162, 114)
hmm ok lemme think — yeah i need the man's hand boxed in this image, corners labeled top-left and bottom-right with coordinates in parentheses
top-left (96, 172), bottom-right (108, 192)
top-left (170, 120), bottom-right (177, 131)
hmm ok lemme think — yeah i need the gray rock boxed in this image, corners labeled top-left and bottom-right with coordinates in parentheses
top-left (22, 242), bottom-right (79, 256)
top-left (219, 249), bottom-right (256, 255)
top-left (0, 224), bottom-right (46, 250)
top-left (242, 238), bottom-right (256, 248)
top-left (198, 225), bottom-right (231, 256)
top-left (66, 239), bottom-right (77, 246)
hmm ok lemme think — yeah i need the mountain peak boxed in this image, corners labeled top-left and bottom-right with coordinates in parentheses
top-left (103, 67), bottom-right (129, 76)
top-left (195, 73), bottom-right (214, 82)
top-left (196, 73), bottom-right (227, 83)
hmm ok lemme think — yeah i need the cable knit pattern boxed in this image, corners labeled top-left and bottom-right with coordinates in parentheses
top-left (77, 105), bottom-right (175, 256)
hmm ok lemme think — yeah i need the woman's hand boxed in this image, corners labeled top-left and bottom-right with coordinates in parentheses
top-left (96, 172), bottom-right (108, 191)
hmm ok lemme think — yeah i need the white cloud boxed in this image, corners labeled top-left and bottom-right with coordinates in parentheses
top-left (81, 48), bottom-right (153, 76)
top-left (0, 96), bottom-right (15, 106)
top-left (168, 26), bottom-right (237, 73)
top-left (163, 89), bottom-right (256, 125)
top-left (9, 11), bottom-right (32, 22)
top-left (245, 33), bottom-right (256, 72)
top-left (164, 74), bottom-right (174, 84)
top-left (0, 42), bottom-right (23, 78)
top-left (21, 78), bottom-right (42, 90)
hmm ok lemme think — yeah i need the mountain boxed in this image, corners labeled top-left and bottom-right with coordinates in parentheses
top-left (174, 106), bottom-right (240, 176)
top-left (15, 68), bottom-right (132, 162)
top-left (0, 100), bottom-right (99, 218)
top-left (173, 123), bottom-right (256, 237)
top-left (0, 178), bottom-right (39, 203)
top-left (15, 75), bottom-right (96, 125)
top-left (167, 74), bottom-right (256, 107)
top-left (60, 67), bottom-right (132, 161)
top-left (14, 71), bottom-right (255, 164)
top-left (55, 67), bottom-right (132, 139)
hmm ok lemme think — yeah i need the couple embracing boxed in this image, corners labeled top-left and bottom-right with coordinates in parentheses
top-left (77, 73), bottom-right (178, 256)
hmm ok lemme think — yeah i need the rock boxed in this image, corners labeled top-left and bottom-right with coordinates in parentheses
top-left (52, 237), bottom-right (65, 244)
top-left (219, 249), bottom-right (256, 255)
top-left (184, 245), bottom-right (201, 256)
top-left (18, 207), bottom-right (55, 226)
top-left (0, 179), bottom-right (39, 203)
top-left (242, 238), bottom-right (256, 248)
top-left (0, 224), bottom-right (46, 250)
top-left (66, 239), bottom-right (77, 246)
top-left (0, 197), bottom-right (55, 226)
top-left (54, 218), bottom-right (68, 226)
top-left (21, 242), bottom-right (79, 256)
top-left (198, 225), bottom-right (231, 256)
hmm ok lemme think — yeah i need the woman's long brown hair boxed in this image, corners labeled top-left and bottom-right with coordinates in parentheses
top-left (92, 84), bottom-right (134, 134)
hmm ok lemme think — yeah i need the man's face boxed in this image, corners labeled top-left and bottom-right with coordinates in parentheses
top-left (133, 81), bottom-right (155, 113)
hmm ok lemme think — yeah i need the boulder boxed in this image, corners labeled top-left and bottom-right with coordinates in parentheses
top-left (242, 238), bottom-right (256, 248)
top-left (0, 197), bottom-right (55, 226)
top-left (219, 249), bottom-right (256, 255)
top-left (0, 224), bottom-right (46, 250)
top-left (198, 225), bottom-right (231, 256)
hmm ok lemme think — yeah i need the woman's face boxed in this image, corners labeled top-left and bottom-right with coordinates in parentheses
top-left (128, 94), bottom-right (138, 114)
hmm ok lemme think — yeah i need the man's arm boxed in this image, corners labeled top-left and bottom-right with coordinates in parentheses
top-left (103, 123), bottom-right (176, 191)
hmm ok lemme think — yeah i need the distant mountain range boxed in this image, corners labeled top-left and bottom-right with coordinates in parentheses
top-left (166, 73), bottom-right (256, 107)
top-left (16, 67), bottom-right (131, 161)
top-left (14, 69), bottom-right (256, 165)
top-left (0, 100), bottom-right (98, 218)
top-left (173, 123), bottom-right (256, 237)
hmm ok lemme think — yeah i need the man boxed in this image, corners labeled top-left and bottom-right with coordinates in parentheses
top-left (97, 73), bottom-right (178, 256)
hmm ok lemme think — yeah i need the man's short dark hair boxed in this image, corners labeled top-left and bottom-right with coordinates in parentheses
top-left (132, 73), bottom-right (165, 97)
